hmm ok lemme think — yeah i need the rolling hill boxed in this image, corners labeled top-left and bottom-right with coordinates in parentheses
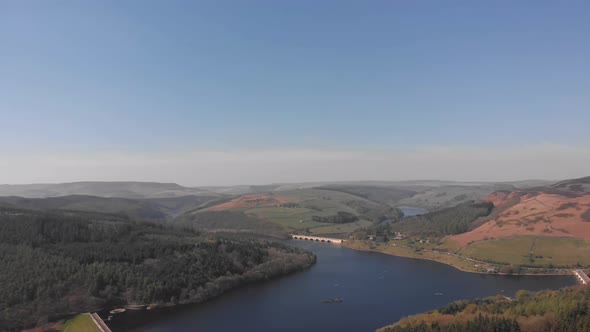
top-left (340, 176), bottom-right (590, 273)
top-left (452, 176), bottom-right (590, 246)
top-left (447, 176), bottom-right (590, 267)
top-left (0, 180), bottom-right (563, 242)
top-left (0, 181), bottom-right (213, 199)
top-left (0, 194), bottom-right (220, 221)
top-left (173, 181), bottom-right (546, 238)
top-left (178, 188), bottom-right (405, 237)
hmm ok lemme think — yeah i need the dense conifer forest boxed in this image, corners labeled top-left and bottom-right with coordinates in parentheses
top-left (311, 211), bottom-right (359, 224)
top-left (0, 207), bottom-right (315, 331)
top-left (391, 201), bottom-right (494, 237)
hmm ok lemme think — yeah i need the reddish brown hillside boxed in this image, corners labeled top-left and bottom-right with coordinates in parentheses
top-left (451, 180), bottom-right (590, 247)
top-left (208, 194), bottom-right (293, 210)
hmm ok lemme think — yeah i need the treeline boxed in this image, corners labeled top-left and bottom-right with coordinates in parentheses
top-left (344, 200), bottom-right (404, 223)
top-left (391, 201), bottom-right (494, 237)
top-left (379, 286), bottom-right (590, 332)
top-left (383, 315), bottom-right (520, 332)
top-left (0, 194), bottom-right (219, 222)
top-left (350, 201), bottom-right (493, 241)
top-left (278, 203), bottom-right (300, 208)
top-left (0, 208), bottom-right (315, 331)
top-left (312, 211), bottom-right (359, 224)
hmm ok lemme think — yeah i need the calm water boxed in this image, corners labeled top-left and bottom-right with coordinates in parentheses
top-left (399, 206), bottom-right (429, 217)
top-left (112, 241), bottom-right (575, 332)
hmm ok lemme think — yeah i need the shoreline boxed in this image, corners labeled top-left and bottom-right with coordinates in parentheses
top-left (104, 252), bottom-right (316, 328)
top-left (342, 241), bottom-right (576, 277)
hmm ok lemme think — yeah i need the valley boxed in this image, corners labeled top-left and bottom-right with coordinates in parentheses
top-left (4, 178), bottom-right (590, 331)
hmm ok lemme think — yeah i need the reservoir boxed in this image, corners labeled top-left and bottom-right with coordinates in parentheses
top-left (114, 240), bottom-right (576, 332)
top-left (398, 206), bottom-right (429, 217)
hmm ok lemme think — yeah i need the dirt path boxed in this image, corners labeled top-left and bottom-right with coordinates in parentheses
top-left (90, 313), bottom-right (112, 332)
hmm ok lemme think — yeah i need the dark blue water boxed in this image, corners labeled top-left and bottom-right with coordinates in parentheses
top-left (115, 241), bottom-right (575, 332)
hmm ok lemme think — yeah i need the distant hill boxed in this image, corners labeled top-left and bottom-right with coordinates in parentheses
top-left (0, 194), bottom-right (219, 221)
top-left (394, 184), bottom-right (524, 211)
top-left (0, 181), bottom-right (214, 199)
top-left (313, 185), bottom-right (416, 206)
top-left (341, 176), bottom-right (590, 272)
top-left (200, 180), bottom-right (548, 212)
top-left (189, 188), bottom-right (406, 238)
top-left (177, 181), bottom-right (545, 238)
top-left (451, 176), bottom-right (590, 248)
top-left (310, 181), bottom-right (544, 211)
top-left (431, 176), bottom-right (590, 268)
top-left (548, 175), bottom-right (590, 195)
top-left (200, 179), bottom-right (554, 197)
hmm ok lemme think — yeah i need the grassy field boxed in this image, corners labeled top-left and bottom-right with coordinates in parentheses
top-left (441, 237), bottom-right (461, 253)
top-left (460, 237), bottom-right (536, 266)
top-left (244, 206), bottom-right (329, 230)
top-left (244, 206), bottom-right (373, 234)
top-left (460, 236), bottom-right (590, 267)
top-left (282, 189), bottom-right (363, 214)
top-left (308, 220), bottom-right (373, 235)
top-left (533, 237), bottom-right (590, 266)
top-left (60, 314), bottom-right (101, 332)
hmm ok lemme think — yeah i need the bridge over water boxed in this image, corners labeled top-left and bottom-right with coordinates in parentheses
top-left (290, 234), bottom-right (344, 244)
top-left (573, 269), bottom-right (590, 285)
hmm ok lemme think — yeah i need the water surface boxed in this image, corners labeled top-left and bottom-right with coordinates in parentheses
top-left (399, 206), bottom-right (429, 217)
top-left (114, 241), bottom-right (575, 332)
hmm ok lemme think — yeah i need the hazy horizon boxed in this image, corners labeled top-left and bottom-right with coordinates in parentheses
top-left (0, 175), bottom-right (563, 188)
top-left (2, 144), bottom-right (589, 186)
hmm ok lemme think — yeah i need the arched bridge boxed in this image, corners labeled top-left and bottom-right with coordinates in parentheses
top-left (290, 234), bottom-right (344, 244)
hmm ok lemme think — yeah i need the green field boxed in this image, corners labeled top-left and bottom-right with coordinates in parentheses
top-left (244, 205), bottom-right (372, 233)
top-left (240, 189), bottom-right (376, 234)
top-left (245, 206), bottom-right (330, 229)
top-left (460, 237), bottom-right (535, 265)
top-left (309, 220), bottom-right (373, 235)
top-left (60, 314), bottom-right (101, 332)
top-left (460, 236), bottom-right (590, 267)
top-left (533, 237), bottom-right (590, 266)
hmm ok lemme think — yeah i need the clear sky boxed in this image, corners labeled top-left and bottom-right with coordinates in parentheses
top-left (1, 1), bottom-right (589, 185)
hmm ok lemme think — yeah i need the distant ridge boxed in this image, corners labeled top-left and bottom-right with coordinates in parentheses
top-left (0, 181), bottom-right (213, 199)
top-left (0, 179), bottom-right (557, 200)
top-left (0, 194), bottom-right (219, 221)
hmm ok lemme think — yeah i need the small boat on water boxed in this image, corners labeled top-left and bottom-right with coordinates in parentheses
top-left (321, 298), bottom-right (343, 303)
top-left (110, 308), bottom-right (126, 315)
top-left (125, 304), bottom-right (148, 310)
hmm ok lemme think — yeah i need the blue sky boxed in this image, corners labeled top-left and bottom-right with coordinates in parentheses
top-left (1, 1), bottom-right (589, 184)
